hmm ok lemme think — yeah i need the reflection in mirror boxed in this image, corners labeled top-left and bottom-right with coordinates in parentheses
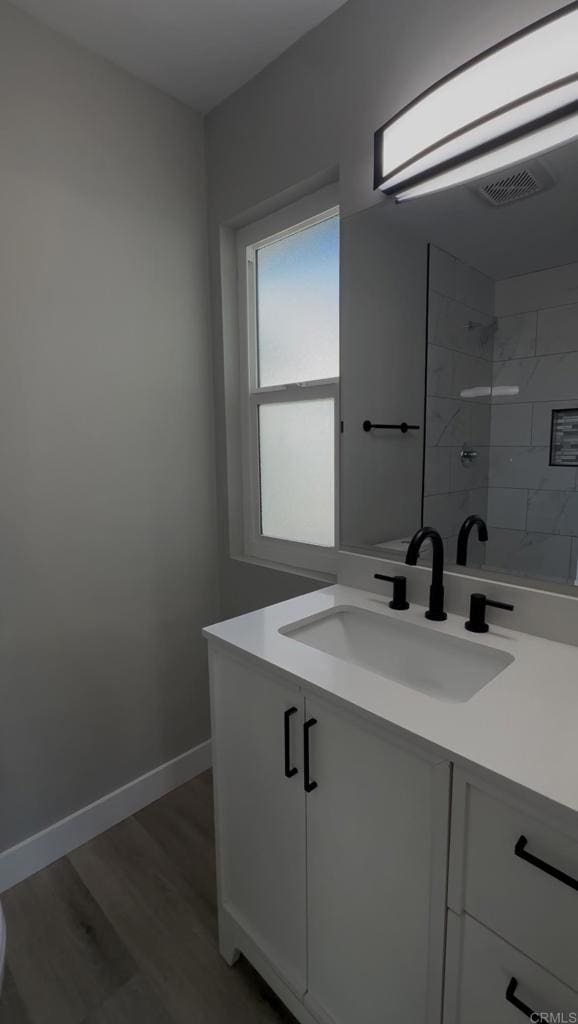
top-left (341, 136), bottom-right (578, 591)
top-left (340, 207), bottom-right (427, 555)
top-left (424, 247), bottom-right (494, 573)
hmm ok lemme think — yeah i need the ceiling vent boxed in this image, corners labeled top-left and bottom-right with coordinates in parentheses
top-left (475, 161), bottom-right (555, 207)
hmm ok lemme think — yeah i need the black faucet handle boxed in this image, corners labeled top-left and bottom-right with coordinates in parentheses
top-left (374, 573), bottom-right (410, 611)
top-left (465, 592), bottom-right (514, 633)
top-left (486, 598), bottom-right (514, 611)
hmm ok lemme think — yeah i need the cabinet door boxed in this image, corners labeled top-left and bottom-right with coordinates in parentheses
top-left (304, 696), bottom-right (450, 1024)
top-left (210, 647), bottom-right (307, 996)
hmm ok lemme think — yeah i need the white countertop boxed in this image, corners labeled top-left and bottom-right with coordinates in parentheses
top-left (204, 585), bottom-right (578, 816)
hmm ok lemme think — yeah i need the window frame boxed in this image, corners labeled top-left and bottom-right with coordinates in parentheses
top-left (236, 196), bottom-right (340, 575)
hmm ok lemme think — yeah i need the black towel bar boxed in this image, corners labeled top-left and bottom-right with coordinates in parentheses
top-left (362, 420), bottom-right (420, 433)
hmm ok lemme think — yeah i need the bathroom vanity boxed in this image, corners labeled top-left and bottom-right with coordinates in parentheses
top-left (204, 579), bottom-right (578, 1024)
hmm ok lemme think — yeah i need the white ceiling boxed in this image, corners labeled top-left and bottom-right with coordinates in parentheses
top-left (10, 0), bottom-right (347, 112)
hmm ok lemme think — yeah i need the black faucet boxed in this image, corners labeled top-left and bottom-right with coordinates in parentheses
top-left (465, 592), bottom-right (514, 633)
top-left (456, 515), bottom-right (488, 566)
top-left (405, 527), bottom-right (447, 621)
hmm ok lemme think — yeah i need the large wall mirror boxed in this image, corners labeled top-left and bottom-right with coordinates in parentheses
top-left (340, 136), bottom-right (578, 592)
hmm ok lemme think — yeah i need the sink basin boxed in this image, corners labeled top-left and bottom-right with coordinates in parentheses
top-left (280, 605), bottom-right (514, 703)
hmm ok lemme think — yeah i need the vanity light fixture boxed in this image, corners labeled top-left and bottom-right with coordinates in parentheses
top-left (374, 2), bottom-right (578, 201)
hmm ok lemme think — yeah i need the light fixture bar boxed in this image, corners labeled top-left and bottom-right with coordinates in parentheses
top-left (395, 110), bottom-right (578, 201)
top-left (374, 2), bottom-right (578, 200)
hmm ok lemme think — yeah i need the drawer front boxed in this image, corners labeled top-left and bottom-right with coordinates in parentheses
top-left (458, 784), bottom-right (578, 989)
top-left (445, 912), bottom-right (578, 1024)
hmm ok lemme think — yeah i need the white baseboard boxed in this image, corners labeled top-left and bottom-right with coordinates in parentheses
top-left (0, 739), bottom-right (212, 894)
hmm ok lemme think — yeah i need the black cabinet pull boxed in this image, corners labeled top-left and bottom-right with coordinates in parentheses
top-left (283, 707), bottom-right (298, 778)
top-left (303, 718), bottom-right (318, 793)
top-left (515, 834), bottom-right (578, 892)
top-left (505, 978), bottom-right (534, 1018)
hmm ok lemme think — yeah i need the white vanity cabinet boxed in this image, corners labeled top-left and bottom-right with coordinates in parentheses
top-left (209, 644), bottom-right (451, 1024)
top-left (209, 646), bottom-right (308, 998)
top-left (445, 769), bottom-right (578, 1023)
top-left (444, 912), bottom-right (578, 1024)
top-left (205, 583), bottom-right (578, 1024)
top-left (304, 695), bottom-right (450, 1024)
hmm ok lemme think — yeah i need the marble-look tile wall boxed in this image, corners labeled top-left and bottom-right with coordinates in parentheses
top-left (486, 261), bottom-right (578, 584)
top-left (425, 247), bottom-right (494, 566)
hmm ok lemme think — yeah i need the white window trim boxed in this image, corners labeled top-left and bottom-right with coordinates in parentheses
top-left (236, 190), bottom-right (340, 576)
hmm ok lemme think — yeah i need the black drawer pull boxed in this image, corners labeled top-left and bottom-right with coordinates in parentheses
top-left (303, 718), bottom-right (318, 793)
top-left (283, 707), bottom-right (298, 778)
top-left (505, 977), bottom-right (534, 1018)
top-left (515, 834), bottom-right (578, 892)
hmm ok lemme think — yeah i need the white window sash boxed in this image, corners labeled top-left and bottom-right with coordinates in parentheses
top-left (237, 196), bottom-right (340, 575)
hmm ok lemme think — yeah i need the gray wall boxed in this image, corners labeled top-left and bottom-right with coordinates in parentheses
top-left (205, 0), bottom-right (564, 616)
top-left (0, 2), bottom-right (218, 851)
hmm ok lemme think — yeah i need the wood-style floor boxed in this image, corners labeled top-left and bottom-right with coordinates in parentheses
top-left (0, 771), bottom-right (296, 1024)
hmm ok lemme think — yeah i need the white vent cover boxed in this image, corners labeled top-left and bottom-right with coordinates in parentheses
top-left (478, 167), bottom-right (543, 205)
top-left (475, 161), bottom-right (555, 206)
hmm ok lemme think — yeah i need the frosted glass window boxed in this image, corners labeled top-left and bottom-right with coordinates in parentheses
top-left (259, 400), bottom-right (335, 546)
top-left (256, 216), bottom-right (339, 387)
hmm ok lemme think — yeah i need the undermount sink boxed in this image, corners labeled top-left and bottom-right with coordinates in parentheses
top-left (280, 605), bottom-right (514, 703)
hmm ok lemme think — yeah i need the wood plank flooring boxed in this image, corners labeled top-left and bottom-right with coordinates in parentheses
top-left (0, 771), bottom-right (296, 1024)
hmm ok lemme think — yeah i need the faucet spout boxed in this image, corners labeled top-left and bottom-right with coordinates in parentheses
top-left (406, 527), bottom-right (447, 621)
top-left (456, 515), bottom-right (488, 566)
